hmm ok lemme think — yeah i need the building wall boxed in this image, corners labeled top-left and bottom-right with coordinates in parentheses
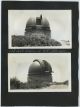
top-left (25, 29), bottom-right (51, 40)
top-left (27, 74), bottom-right (52, 88)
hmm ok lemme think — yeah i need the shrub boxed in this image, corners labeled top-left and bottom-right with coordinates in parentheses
top-left (10, 77), bottom-right (21, 89)
top-left (12, 35), bottom-right (62, 47)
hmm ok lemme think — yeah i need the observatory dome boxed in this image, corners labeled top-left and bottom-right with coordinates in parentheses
top-left (28, 59), bottom-right (52, 76)
top-left (26, 15), bottom-right (50, 29)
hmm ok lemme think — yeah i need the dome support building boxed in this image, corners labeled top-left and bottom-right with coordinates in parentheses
top-left (12, 15), bottom-right (61, 47)
top-left (27, 59), bottom-right (53, 88)
top-left (25, 15), bottom-right (51, 40)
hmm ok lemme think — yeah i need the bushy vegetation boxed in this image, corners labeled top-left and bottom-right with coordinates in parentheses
top-left (10, 77), bottom-right (21, 89)
top-left (10, 77), bottom-right (52, 89)
top-left (10, 77), bottom-right (68, 89)
top-left (12, 35), bottom-right (27, 47)
top-left (10, 77), bottom-right (27, 89)
top-left (12, 35), bottom-right (62, 47)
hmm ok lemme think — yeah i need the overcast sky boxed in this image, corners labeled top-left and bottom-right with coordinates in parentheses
top-left (8, 53), bottom-right (71, 83)
top-left (8, 10), bottom-right (72, 48)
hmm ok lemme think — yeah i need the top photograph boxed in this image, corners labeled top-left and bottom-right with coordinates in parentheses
top-left (8, 10), bottom-right (72, 49)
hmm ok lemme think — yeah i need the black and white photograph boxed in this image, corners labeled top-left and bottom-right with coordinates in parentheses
top-left (8, 10), bottom-right (72, 49)
top-left (8, 53), bottom-right (71, 92)
top-left (1, 1), bottom-right (78, 106)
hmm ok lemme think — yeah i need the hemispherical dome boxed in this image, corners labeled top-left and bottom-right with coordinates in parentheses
top-left (41, 18), bottom-right (50, 28)
top-left (26, 15), bottom-right (50, 28)
top-left (28, 59), bottom-right (52, 76)
top-left (29, 61), bottom-right (42, 75)
top-left (26, 18), bottom-right (36, 27)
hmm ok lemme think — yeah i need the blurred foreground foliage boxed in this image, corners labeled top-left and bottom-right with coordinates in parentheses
top-left (10, 77), bottom-right (68, 89)
top-left (12, 35), bottom-right (62, 47)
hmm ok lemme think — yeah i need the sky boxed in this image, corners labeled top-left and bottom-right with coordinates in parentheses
top-left (8, 53), bottom-right (71, 83)
top-left (8, 10), bottom-right (72, 48)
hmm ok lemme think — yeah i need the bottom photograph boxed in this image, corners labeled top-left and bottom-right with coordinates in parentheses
top-left (8, 53), bottom-right (71, 92)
